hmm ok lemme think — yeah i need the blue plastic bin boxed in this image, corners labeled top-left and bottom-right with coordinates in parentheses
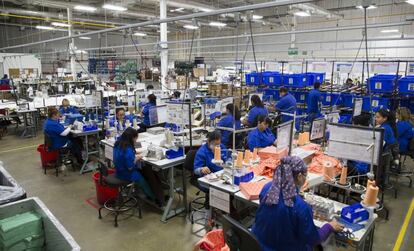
top-left (263, 89), bottom-right (280, 100)
top-left (165, 147), bottom-right (184, 159)
top-left (321, 93), bottom-right (340, 106)
top-left (398, 76), bottom-right (414, 95)
top-left (262, 71), bottom-right (282, 86)
top-left (246, 72), bottom-right (261, 86)
top-left (400, 99), bottom-right (414, 113)
top-left (341, 203), bottom-right (369, 224)
top-left (306, 72), bottom-right (325, 85)
top-left (282, 74), bottom-right (310, 87)
top-left (341, 93), bottom-right (355, 108)
top-left (293, 91), bottom-right (308, 104)
top-left (362, 96), bottom-right (390, 111)
top-left (368, 74), bottom-right (399, 93)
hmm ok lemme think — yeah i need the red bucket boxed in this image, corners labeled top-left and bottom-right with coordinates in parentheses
top-left (37, 144), bottom-right (59, 168)
top-left (93, 170), bottom-right (119, 205)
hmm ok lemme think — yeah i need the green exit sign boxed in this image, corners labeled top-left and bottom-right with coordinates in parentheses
top-left (288, 47), bottom-right (299, 55)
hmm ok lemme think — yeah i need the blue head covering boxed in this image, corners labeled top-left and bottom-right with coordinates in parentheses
top-left (264, 156), bottom-right (307, 207)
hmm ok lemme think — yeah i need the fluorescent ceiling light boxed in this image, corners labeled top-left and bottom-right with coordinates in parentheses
top-left (170, 7), bottom-right (184, 12)
top-left (252, 15), bottom-right (263, 20)
top-left (381, 29), bottom-right (399, 33)
top-left (356, 5), bottom-right (377, 9)
top-left (406, 0), bottom-right (414, 5)
top-left (102, 4), bottom-right (127, 11)
top-left (133, 32), bottom-right (147, 37)
top-left (79, 36), bottom-right (91, 40)
top-left (75, 50), bottom-right (88, 54)
top-left (51, 22), bottom-right (71, 27)
top-left (183, 24), bottom-right (199, 30)
top-left (199, 7), bottom-right (213, 12)
top-left (209, 21), bottom-right (226, 27)
top-left (294, 11), bottom-right (311, 17)
top-left (36, 25), bottom-right (55, 30)
top-left (74, 5), bottom-right (97, 12)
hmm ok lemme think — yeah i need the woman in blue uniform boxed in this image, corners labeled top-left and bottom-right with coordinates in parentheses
top-left (113, 128), bottom-right (157, 202)
top-left (141, 94), bottom-right (157, 128)
top-left (247, 116), bottom-right (276, 151)
top-left (375, 109), bottom-right (399, 163)
top-left (194, 130), bottom-right (227, 177)
top-left (109, 107), bottom-right (134, 130)
top-left (43, 107), bottom-right (83, 165)
top-left (217, 104), bottom-right (241, 148)
top-left (59, 99), bottom-right (79, 114)
top-left (396, 107), bottom-right (414, 154)
top-left (252, 156), bottom-right (344, 251)
top-left (275, 87), bottom-right (297, 123)
top-left (243, 94), bottom-right (268, 127)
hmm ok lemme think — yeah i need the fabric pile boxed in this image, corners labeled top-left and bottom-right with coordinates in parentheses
top-left (239, 180), bottom-right (270, 200)
top-left (299, 143), bottom-right (321, 152)
top-left (308, 152), bottom-right (342, 180)
top-left (250, 158), bottom-right (281, 178)
top-left (193, 229), bottom-right (229, 251)
top-left (258, 146), bottom-right (288, 160)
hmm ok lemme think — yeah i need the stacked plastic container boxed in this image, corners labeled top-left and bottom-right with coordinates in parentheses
top-left (283, 74), bottom-right (311, 87)
top-left (368, 74), bottom-right (400, 93)
top-left (262, 72), bottom-right (282, 86)
top-left (245, 72), bottom-right (261, 86)
top-left (398, 76), bottom-right (414, 95)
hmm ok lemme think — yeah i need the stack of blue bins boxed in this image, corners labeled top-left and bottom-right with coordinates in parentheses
top-left (368, 74), bottom-right (400, 93)
top-left (283, 73), bottom-right (311, 87)
top-left (262, 72), bottom-right (282, 86)
top-left (362, 96), bottom-right (390, 111)
top-left (245, 72), bottom-right (261, 86)
top-left (398, 76), bottom-right (414, 96)
top-left (306, 72), bottom-right (326, 85)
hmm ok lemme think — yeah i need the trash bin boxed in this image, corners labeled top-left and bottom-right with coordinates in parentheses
top-left (37, 144), bottom-right (59, 168)
top-left (0, 163), bottom-right (26, 205)
top-left (93, 170), bottom-right (119, 205)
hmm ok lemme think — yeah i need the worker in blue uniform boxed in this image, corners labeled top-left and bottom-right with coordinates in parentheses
top-left (217, 104), bottom-right (242, 148)
top-left (43, 107), bottom-right (83, 165)
top-left (113, 127), bottom-right (158, 203)
top-left (252, 156), bottom-right (344, 251)
top-left (275, 87), bottom-right (297, 123)
top-left (247, 115), bottom-right (276, 151)
top-left (375, 109), bottom-right (399, 166)
top-left (109, 107), bottom-right (133, 130)
top-left (0, 74), bottom-right (10, 90)
top-left (194, 130), bottom-right (228, 177)
top-left (307, 82), bottom-right (322, 122)
top-left (59, 98), bottom-right (79, 115)
top-left (243, 94), bottom-right (268, 127)
top-left (141, 93), bottom-right (157, 129)
top-left (396, 107), bottom-right (414, 154)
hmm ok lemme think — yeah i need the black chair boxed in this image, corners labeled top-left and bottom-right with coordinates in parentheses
top-left (221, 214), bottom-right (262, 251)
top-left (97, 160), bottom-right (141, 227)
top-left (391, 139), bottom-right (414, 188)
top-left (43, 133), bottom-right (72, 177)
top-left (184, 149), bottom-right (210, 235)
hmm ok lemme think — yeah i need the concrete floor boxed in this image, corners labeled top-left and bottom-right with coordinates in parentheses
top-left (0, 132), bottom-right (413, 251)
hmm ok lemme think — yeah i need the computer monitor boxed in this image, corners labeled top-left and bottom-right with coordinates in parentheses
top-left (353, 98), bottom-right (363, 117)
top-left (276, 120), bottom-right (294, 152)
top-left (310, 118), bottom-right (326, 141)
top-left (149, 105), bottom-right (168, 125)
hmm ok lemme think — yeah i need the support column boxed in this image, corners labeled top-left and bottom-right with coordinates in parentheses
top-left (160, 0), bottom-right (168, 90)
top-left (67, 8), bottom-right (76, 80)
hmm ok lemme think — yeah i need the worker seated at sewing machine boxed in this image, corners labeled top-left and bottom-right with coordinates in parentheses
top-left (217, 104), bottom-right (242, 148)
top-left (194, 130), bottom-right (228, 177)
top-left (140, 94), bottom-right (157, 131)
top-left (59, 98), bottom-right (79, 115)
top-left (247, 115), bottom-right (277, 152)
top-left (109, 107), bottom-right (135, 131)
top-left (252, 156), bottom-right (344, 251)
top-left (242, 94), bottom-right (268, 128)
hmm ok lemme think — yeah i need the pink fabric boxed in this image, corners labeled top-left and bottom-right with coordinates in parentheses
top-left (258, 146), bottom-right (288, 160)
top-left (250, 158), bottom-right (280, 178)
top-left (239, 180), bottom-right (269, 200)
top-left (308, 152), bottom-right (342, 179)
top-left (194, 230), bottom-right (230, 251)
top-left (299, 143), bottom-right (321, 152)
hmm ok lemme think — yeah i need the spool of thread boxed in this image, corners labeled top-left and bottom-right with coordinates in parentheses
top-left (339, 166), bottom-right (348, 185)
top-left (235, 151), bottom-right (244, 168)
top-left (252, 148), bottom-right (258, 160)
top-left (244, 150), bottom-right (252, 163)
top-left (363, 184), bottom-right (379, 207)
top-left (323, 161), bottom-right (336, 182)
top-left (214, 146), bottom-right (221, 161)
top-left (298, 132), bottom-right (310, 146)
top-left (367, 179), bottom-right (375, 188)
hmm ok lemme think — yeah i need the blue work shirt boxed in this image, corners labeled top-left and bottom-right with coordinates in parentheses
top-left (109, 115), bottom-right (134, 130)
top-left (247, 128), bottom-right (276, 151)
top-left (252, 182), bottom-right (320, 251)
top-left (43, 118), bottom-right (68, 150)
top-left (217, 114), bottom-right (241, 147)
top-left (247, 106), bottom-right (268, 126)
top-left (194, 143), bottom-right (227, 176)
top-left (142, 102), bottom-right (156, 126)
top-left (307, 89), bottom-right (321, 114)
top-left (113, 145), bottom-right (143, 182)
top-left (349, 160), bottom-right (369, 174)
top-left (381, 122), bottom-right (397, 146)
top-left (397, 121), bottom-right (414, 153)
top-left (59, 106), bottom-right (79, 115)
top-left (276, 93), bottom-right (297, 122)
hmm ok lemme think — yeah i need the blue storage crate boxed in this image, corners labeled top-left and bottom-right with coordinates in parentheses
top-left (368, 74), bottom-right (399, 93)
top-left (306, 72), bottom-right (326, 85)
top-left (362, 96), bottom-right (390, 111)
top-left (400, 99), bottom-right (414, 113)
top-left (321, 92), bottom-right (340, 106)
top-left (282, 74), bottom-right (310, 87)
top-left (341, 203), bottom-right (369, 224)
top-left (262, 71), bottom-right (282, 86)
top-left (263, 89), bottom-right (280, 101)
top-left (341, 93), bottom-right (355, 108)
top-left (246, 72), bottom-right (261, 86)
top-left (294, 91), bottom-right (308, 104)
top-left (398, 76), bottom-right (414, 95)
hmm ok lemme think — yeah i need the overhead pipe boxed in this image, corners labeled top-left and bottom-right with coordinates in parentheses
top-left (0, 0), bottom-right (313, 51)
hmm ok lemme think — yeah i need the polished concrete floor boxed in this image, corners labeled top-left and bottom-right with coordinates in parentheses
top-left (0, 131), bottom-right (413, 251)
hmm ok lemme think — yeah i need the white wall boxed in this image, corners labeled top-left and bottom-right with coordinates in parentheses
top-left (0, 53), bottom-right (42, 77)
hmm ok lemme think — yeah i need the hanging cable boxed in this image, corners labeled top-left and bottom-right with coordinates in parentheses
top-left (248, 19), bottom-right (259, 73)
top-left (348, 35), bottom-right (365, 76)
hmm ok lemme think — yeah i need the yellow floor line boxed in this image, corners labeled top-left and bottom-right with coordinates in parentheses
top-left (0, 144), bottom-right (38, 154)
top-left (393, 197), bottom-right (414, 251)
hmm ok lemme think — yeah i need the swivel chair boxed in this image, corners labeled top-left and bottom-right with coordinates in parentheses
top-left (44, 133), bottom-right (72, 177)
top-left (221, 214), bottom-right (262, 251)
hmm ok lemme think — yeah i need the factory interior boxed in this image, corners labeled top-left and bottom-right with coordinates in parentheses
top-left (0, 0), bottom-right (414, 250)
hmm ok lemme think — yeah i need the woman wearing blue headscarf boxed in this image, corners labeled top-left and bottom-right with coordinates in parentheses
top-left (252, 156), bottom-right (344, 251)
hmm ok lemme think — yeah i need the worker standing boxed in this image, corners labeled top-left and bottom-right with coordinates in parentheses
top-left (275, 87), bottom-right (297, 123)
top-left (307, 82), bottom-right (322, 122)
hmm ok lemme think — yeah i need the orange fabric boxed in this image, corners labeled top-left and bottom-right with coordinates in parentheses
top-left (250, 158), bottom-right (280, 179)
top-left (298, 132), bottom-right (310, 146)
top-left (239, 180), bottom-right (270, 200)
top-left (258, 146), bottom-right (288, 160)
top-left (194, 230), bottom-right (230, 251)
top-left (299, 143), bottom-right (321, 152)
top-left (308, 152), bottom-right (342, 180)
